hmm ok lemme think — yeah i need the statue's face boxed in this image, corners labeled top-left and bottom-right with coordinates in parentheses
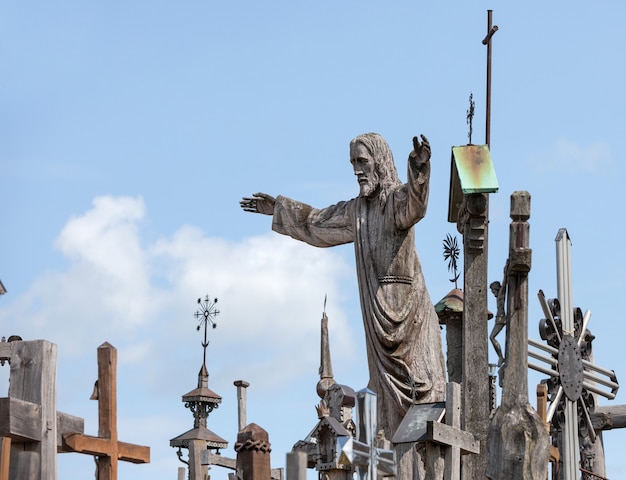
top-left (350, 143), bottom-right (379, 197)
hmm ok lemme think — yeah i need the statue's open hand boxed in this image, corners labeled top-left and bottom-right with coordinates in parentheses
top-left (240, 193), bottom-right (276, 215)
top-left (409, 134), bottom-right (431, 164)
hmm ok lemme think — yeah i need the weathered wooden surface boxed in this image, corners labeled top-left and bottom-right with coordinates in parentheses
top-left (0, 398), bottom-right (41, 442)
top-left (0, 339), bottom-right (85, 480)
top-left (241, 133), bottom-right (446, 480)
top-left (591, 404), bottom-right (626, 431)
top-left (461, 191), bottom-right (491, 480)
top-left (235, 423), bottom-right (272, 480)
top-left (486, 191), bottom-right (549, 480)
top-left (424, 382), bottom-right (478, 480)
top-left (62, 342), bottom-right (149, 480)
top-left (536, 383), bottom-right (560, 472)
top-left (6, 340), bottom-right (58, 480)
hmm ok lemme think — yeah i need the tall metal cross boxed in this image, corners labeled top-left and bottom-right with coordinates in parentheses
top-left (528, 229), bottom-right (619, 478)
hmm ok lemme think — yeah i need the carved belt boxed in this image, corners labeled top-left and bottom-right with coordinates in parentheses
top-left (378, 275), bottom-right (413, 285)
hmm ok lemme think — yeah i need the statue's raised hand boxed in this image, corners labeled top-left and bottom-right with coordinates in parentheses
top-left (240, 193), bottom-right (276, 215)
top-left (409, 134), bottom-right (431, 165)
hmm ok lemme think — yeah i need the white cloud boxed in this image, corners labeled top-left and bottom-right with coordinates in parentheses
top-left (0, 195), bottom-right (364, 478)
top-left (1, 193), bottom-right (359, 392)
top-left (526, 138), bottom-right (613, 174)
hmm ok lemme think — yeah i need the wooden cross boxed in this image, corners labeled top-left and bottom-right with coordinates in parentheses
top-left (63, 342), bottom-right (150, 480)
top-left (427, 382), bottom-right (479, 480)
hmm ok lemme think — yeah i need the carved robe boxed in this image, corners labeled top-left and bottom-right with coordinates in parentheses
top-left (272, 160), bottom-right (446, 441)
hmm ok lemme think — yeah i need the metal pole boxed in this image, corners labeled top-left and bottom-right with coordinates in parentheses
top-left (555, 229), bottom-right (580, 480)
top-left (482, 10), bottom-right (498, 148)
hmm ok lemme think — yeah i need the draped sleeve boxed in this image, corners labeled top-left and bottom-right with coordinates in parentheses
top-left (271, 195), bottom-right (355, 247)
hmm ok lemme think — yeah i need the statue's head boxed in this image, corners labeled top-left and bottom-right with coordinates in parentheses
top-left (350, 133), bottom-right (400, 199)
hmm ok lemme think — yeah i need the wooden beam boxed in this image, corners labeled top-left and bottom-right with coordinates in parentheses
top-left (63, 434), bottom-right (149, 463)
top-left (0, 397), bottom-right (41, 442)
top-left (591, 405), bottom-right (626, 431)
top-left (426, 421), bottom-right (479, 455)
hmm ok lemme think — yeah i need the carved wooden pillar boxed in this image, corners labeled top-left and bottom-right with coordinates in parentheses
top-left (486, 191), bottom-right (549, 480)
top-left (461, 192), bottom-right (490, 480)
top-left (235, 423), bottom-right (272, 480)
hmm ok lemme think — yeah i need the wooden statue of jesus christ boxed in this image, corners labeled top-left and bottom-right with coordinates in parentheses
top-left (241, 133), bottom-right (446, 479)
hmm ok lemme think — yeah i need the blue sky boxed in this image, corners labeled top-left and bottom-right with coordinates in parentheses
top-left (1, 1), bottom-right (625, 478)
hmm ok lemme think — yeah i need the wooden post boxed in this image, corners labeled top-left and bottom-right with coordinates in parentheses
top-left (7, 340), bottom-right (58, 479)
top-left (0, 339), bottom-right (84, 480)
top-left (63, 342), bottom-right (150, 480)
top-left (537, 383), bottom-right (560, 479)
top-left (461, 192), bottom-right (490, 479)
top-left (0, 437), bottom-right (9, 480)
top-left (286, 451), bottom-right (307, 480)
top-left (486, 191), bottom-right (549, 479)
top-left (235, 423), bottom-right (272, 480)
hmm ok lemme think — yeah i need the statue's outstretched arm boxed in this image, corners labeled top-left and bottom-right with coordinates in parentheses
top-left (240, 192), bottom-right (276, 215)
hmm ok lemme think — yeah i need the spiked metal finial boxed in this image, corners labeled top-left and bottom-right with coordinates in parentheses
top-left (194, 295), bottom-right (219, 368)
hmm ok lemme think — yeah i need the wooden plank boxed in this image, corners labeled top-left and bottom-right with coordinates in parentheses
top-left (0, 437), bottom-right (10, 480)
top-left (56, 411), bottom-right (84, 452)
top-left (16, 451), bottom-right (39, 480)
top-left (0, 397), bottom-right (41, 442)
top-left (63, 434), bottom-right (149, 463)
top-left (7, 340), bottom-right (58, 480)
top-left (426, 421), bottom-right (479, 455)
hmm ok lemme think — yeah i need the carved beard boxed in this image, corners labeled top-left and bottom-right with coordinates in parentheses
top-left (359, 173), bottom-right (380, 198)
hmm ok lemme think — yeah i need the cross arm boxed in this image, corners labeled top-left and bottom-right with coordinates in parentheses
top-left (63, 433), bottom-right (150, 463)
top-left (0, 397), bottom-right (41, 442)
top-left (426, 421), bottom-right (480, 455)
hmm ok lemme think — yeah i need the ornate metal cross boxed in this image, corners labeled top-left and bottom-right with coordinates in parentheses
top-left (194, 295), bottom-right (219, 367)
top-left (528, 229), bottom-right (619, 478)
top-left (337, 388), bottom-right (396, 479)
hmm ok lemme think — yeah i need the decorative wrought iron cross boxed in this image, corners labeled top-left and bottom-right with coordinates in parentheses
top-left (194, 295), bottom-right (219, 366)
top-left (528, 229), bottom-right (619, 478)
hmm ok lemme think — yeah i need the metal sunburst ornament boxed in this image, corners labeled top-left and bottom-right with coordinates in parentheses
top-left (194, 295), bottom-right (219, 366)
top-left (443, 233), bottom-right (461, 289)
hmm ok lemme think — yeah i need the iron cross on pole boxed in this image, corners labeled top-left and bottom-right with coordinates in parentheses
top-left (194, 295), bottom-right (219, 368)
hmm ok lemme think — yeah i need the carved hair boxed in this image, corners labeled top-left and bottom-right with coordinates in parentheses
top-left (350, 133), bottom-right (401, 201)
